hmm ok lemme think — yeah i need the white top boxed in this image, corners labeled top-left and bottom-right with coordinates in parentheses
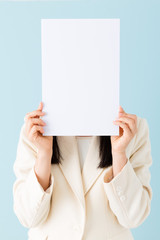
top-left (76, 136), bottom-right (92, 172)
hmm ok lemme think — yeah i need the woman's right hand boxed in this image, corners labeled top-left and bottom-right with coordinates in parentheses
top-left (24, 102), bottom-right (53, 157)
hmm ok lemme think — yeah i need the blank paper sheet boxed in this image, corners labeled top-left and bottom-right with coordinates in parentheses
top-left (41, 18), bottom-right (120, 136)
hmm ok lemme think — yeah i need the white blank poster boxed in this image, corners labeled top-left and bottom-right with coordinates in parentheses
top-left (41, 18), bottom-right (120, 136)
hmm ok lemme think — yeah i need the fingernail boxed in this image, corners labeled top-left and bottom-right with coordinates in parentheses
top-left (119, 113), bottom-right (123, 116)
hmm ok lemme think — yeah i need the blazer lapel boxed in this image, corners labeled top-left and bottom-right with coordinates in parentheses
top-left (57, 135), bottom-right (106, 207)
top-left (81, 135), bottom-right (105, 195)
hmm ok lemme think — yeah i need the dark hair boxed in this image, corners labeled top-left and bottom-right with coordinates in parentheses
top-left (51, 136), bottom-right (112, 169)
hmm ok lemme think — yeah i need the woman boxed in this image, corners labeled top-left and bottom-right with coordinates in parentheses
top-left (13, 102), bottom-right (152, 240)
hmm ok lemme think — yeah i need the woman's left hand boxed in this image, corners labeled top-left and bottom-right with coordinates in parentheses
top-left (104, 106), bottom-right (139, 181)
top-left (111, 106), bottom-right (138, 154)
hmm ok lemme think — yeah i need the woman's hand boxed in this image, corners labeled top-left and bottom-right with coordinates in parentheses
top-left (24, 101), bottom-right (53, 191)
top-left (110, 106), bottom-right (138, 178)
top-left (24, 102), bottom-right (53, 157)
top-left (111, 106), bottom-right (138, 154)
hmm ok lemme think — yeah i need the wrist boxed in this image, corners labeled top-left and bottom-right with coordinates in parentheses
top-left (37, 149), bottom-right (52, 160)
top-left (112, 151), bottom-right (128, 177)
top-left (112, 151), bottom-right (126, 158)
top-left (34, 164), bottom-right (51, 191)
top-left (112, 151), bottom-right (127, 164)
top-left (36, 152), bottom-right (52, 172)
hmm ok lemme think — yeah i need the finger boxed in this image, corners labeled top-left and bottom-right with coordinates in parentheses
top-left (113, 120), bottom-right (132, 136)
top-left (118, 112), bottom-right (137, 122)
top-left (25, 110), bottom-right (45, 120)
top-left (37, 102), bottom-right (43, 111)
top-left (30, 125), bottom-right (44, 140)
top-left (117, 106), bottom-right (125, 119)
top-left (115, 116), bottom-right (137, 134)
top-left (27, 118), bottom-right (46, 132)
top-left (119, 105), bottom-right (125, 113)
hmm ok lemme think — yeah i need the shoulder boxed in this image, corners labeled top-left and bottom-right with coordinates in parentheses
top-left (18, 122), bottom-right (38, 153)
top-left (125, 115), bottom-right (151, 160)
top-left (136, 116), bottom-right (150, 142)
top-left (129, 115), bottom-right (152, 167)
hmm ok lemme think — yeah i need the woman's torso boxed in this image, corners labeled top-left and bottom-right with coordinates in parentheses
top-left (26, 134), bottom-right (135, 240)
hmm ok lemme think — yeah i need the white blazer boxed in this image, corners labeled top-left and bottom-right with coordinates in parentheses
top-left (13, 116), bottom-right (152, 240)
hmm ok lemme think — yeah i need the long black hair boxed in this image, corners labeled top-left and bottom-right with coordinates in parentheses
top-left (51, 136), bottom-right (112, 168)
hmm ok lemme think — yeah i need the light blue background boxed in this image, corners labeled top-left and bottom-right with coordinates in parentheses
top-left (0, 0), bottom-right (159, 239)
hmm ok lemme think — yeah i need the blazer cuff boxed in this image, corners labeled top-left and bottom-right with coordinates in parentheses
top-left (102, 159), bottom-right (142, 204)
top-left (25, 166), bottom-right (54, 204)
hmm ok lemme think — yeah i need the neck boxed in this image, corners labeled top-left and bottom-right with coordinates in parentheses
top-left (76, 136), bottom-right (92, 137)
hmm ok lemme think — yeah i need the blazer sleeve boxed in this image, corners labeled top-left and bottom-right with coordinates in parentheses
top-left (102, 117), bottom-right (152, 228)
top-left (13, 123), bottom-right (54, 228)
